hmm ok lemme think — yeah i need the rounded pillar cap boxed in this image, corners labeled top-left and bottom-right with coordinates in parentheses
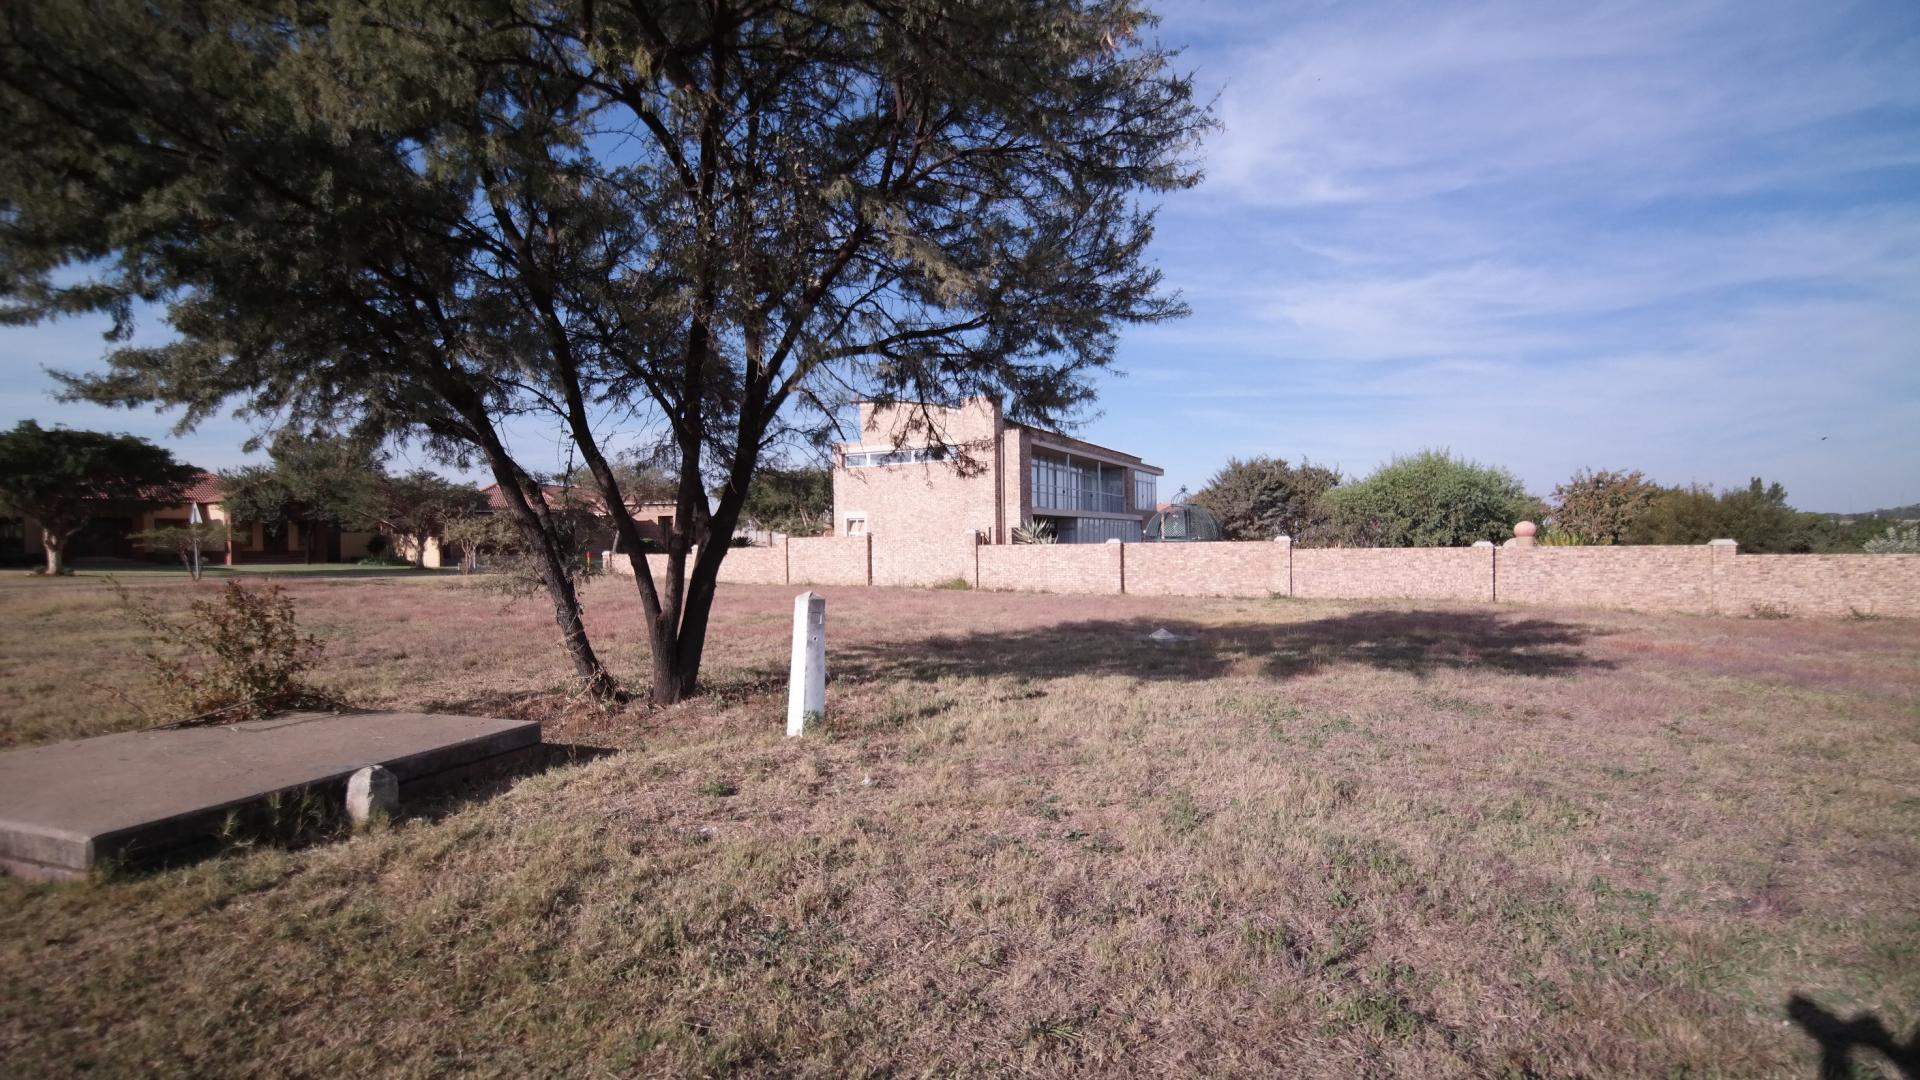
top-left (1513, 520), bottom-right (1537, 538)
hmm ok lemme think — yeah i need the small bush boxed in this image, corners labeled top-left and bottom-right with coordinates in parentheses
top-left (1535, 525), bottom-right (1590, 546)
top-left (1863, 525), bottom-right (1920, 554)
top-left (357, 550), bottom-right (411, 567)
top-left (1012, 519), bottom-right (1056, 544)
top-left (934, 577), bottom-right (972, 590)
top-left (118, 579), bottom-right (330, 724)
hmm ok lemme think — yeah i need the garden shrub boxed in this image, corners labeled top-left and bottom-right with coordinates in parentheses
top-left (118, 579), bottom-right (329, 724)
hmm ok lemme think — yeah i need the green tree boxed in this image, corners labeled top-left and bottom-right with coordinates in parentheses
top-left (1548, 468), bottom-right (1659, 545)
top-left (1324, 450), bottom-right (1541, 548)
top-left (132, 522), bottom-right (227, 580)
top-left (220, 432), bottom-right (384, 564)
top-left (0, 421), bottom-right (200, 575)
top-left (1863, 525), bottom-right (1920, 554)
top-left (376, 471), bottom-right (489, 566)
top-left (442, 496), bottom-right (605, 594)
top-left (1626, 478), bottom-right (1846, 553)
top-left (739, 467), bottom-right (833, 538)
top-left (3, 0), bottom-right (1206, 703)
top-left (1191, 456), bottom-right (1340, 542)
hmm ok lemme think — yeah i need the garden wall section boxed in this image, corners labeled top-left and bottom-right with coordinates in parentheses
top-left (606, 537), bottom-right (1920, 618)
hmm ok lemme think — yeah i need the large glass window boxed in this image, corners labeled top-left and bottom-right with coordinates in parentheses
top-left (843, 445), bottom-right (949, 468)
top-left (1030, 452), bottom-right (1126, 513)
top-left (1133, 472), bottom-right (1157, 511)
top-left (1042, 516), bottom-right (1143, 544)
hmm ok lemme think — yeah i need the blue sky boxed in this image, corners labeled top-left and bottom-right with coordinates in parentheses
top-left (4, 0), bottom-right (1918, 510)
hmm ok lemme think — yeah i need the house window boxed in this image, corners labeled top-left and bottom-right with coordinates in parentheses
top-left (1043, 516), bottom-right (1143, 544)
top-left (843, 445), bottom-right (949, 468)
top-left (844, 515), bottom-right (868, 536)
top-left (1030, 452), bottom-right (1126, 513)
top-left (1134, 472), bottom-right (1157, 511)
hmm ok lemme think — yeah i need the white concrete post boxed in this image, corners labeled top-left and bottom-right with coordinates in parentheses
top-left (786, 592), bottom-right (826, 736)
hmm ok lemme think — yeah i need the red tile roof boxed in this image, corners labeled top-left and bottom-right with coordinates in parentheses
top-left (180, 472), bottom-right (224, 503)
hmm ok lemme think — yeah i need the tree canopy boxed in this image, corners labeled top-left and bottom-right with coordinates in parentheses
top-left (1191, 456), bottom-right (1340, 543)
top-left (1622, 478), bottom-right (1879, 554)
top-left (378, 470), bottom-right (491, 565)
top-left (2, 0), bottom-right (1207, 702)
top-left (1547, 468), bottom-right (1660, 545)
top-left (1323, 450), bottom-right (1540, 548)
top-left (739, 466), bottom-right (833, 537)
top-left (220, 431), bottom-right (387, 562)
top-left (0, 421), bottom-right (200, 574)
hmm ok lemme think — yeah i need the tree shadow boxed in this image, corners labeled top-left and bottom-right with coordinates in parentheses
top-left (395, 742), bottom-right (619, 822)
top-left (93, 739), bottom-right (616, 881)
top-left (1788, 995), bottom-right (1919, 1079)
top-left (833, 608), bottom-right (1613, 685)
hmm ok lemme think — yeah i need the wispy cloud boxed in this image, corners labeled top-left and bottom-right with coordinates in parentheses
top-left (1, 0), bottom-right (1916, 511)
top-left (1097, 0), bottom-right (1920, 510)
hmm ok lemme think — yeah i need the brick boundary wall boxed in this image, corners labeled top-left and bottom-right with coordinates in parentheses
top-left (977, 542), bottom-right (1123, 594)
top-left (716, 544), bottom-right (788, 585)
top-left (604, 538), bottom-right (1920, 618)
top-left (788, 535), bottom-right (872, 587)
top-left (1723, 552), bottom-right (1920, 617)
top-left (1122, 539), bottom-right (1284, 597)
top-left (872, 529), bottom-right (977, 588)
top-left (1494, 545), bottom-right (1714, 611)
top-left (1292, 545), bottom-right (1494, 602)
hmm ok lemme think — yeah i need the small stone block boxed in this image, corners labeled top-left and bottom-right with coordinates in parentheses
top-left (346, 765), bottom-right (399, 824)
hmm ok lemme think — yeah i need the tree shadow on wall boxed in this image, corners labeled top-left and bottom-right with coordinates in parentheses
top-left (835, 608), bottom-right (1614, 685)
top-left (1788, 995), bottom-right (1919, 1079)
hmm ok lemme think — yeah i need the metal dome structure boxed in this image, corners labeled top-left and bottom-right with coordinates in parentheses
top-left (1142, 488), bottom-right (1225, 542)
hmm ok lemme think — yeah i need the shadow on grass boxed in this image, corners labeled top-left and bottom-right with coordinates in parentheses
top-left (397, 742), bottom-right (619, 822)
top-left (833, 608), bottom-right (1614, 685)
top-left (54, 558), bottom-right (459, 581)
top-left (1788, 995), bottom-right (1919, 1079)
top-left (95, 740), bottom-right (617, 881)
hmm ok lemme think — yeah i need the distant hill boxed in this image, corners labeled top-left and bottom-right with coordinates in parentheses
top-left (1818, 503), bottom-right (1920, 522)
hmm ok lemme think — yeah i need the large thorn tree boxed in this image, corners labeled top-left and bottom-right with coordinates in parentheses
top-left (0, 0), bottom-right (1206, 703)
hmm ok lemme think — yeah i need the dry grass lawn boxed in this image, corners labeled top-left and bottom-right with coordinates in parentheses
top-left (1, 572), bottom-right (1916, 1077)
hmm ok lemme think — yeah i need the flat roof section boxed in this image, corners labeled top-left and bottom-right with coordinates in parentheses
top-left (0, 711), bottom-right (541, 880)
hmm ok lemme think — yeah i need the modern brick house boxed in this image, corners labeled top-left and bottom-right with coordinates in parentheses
top-left (832, 397), bottom-right (1163, 545)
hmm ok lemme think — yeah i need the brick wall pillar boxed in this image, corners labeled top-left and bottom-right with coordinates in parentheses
top-left (1473, 540), bottom-right (1496, 601)
top-left (1274, 535), bottom-right (1293, 597)
top-left (1708, 538), bottom-right (1737, 613)
top-left (862, 532), bottom-right (873, 586)
top-left (1108, 538), bottom-right (1126, 593)
top-left (963, 529), bottom-right (981, 588)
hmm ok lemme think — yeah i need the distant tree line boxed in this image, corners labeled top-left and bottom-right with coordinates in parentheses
top-left (1190, 450), bottom-right (1912, 553)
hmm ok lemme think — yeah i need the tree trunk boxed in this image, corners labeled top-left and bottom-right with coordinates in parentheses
top-left (465, 423), bottom-right (622, 702)
top-left (41, 530), bottom-right (64, 576)
top-left (541, 553), bottom-right (618, 700)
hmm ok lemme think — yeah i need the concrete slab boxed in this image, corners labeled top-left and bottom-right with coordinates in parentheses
top-left (0, 711), bottom-right (540, 880)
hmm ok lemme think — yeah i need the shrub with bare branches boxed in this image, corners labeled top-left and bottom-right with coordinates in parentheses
top-left (117, 580), bottom-right (328, 724)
